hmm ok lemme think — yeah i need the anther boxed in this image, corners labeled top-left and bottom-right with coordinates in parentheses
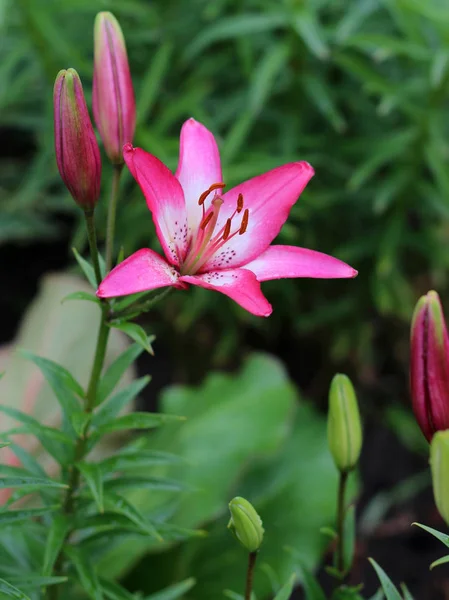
top-left (223, 218), bottom-right (232, 240)
top-left (237, 193), bottom-right (244, 213)
top-left (198, 182), bottom-right (226, 205)
top-left (200, 212), bottom-right (214, 230)
top-left (239, 209), bottom-right (249, 235)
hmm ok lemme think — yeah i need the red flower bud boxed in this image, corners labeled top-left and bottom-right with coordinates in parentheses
top-left (93, 12), bottom-right (136, 164)
top-left (54, 69), bottom-right (102, 209)
top-left (410, 290), bottom-right (449, 441)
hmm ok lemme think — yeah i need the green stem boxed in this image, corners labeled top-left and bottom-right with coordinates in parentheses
top-left (47, 283), bottom-right (170, 599)
top-left (336, 470), bottom-right (349, 575)
top-left (245, 552), bottom-right (257, 600)
top-left (84, 209), bottom-right (102, 286)
top-left (105, 164), bottom-right (123, 273)
top-left (86, 304), bottom-right (110, 411)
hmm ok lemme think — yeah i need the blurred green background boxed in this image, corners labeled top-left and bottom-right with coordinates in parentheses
top-left (2, 0), bottom-right (449, 596)
top-left (4, 0), bottom-right (449, 377)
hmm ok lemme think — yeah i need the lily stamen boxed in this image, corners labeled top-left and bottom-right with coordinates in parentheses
top-left (223, 218), bottom-right (232, 241)
top-left (198, 182), bottom-right (226, 206)
top-left (239, 209), bottom-right (249, 235)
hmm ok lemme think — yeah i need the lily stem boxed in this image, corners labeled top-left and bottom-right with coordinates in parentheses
top-left (105, 164), bottom-right (123, 273)
top-left (336, 470), bottom-right (349, 575)
top-left (245, 552), bottom-right (257, 600)
top-left (84, 208), bottom-right (102, 286)
top-left (47, 305), bottom-right (109, 600)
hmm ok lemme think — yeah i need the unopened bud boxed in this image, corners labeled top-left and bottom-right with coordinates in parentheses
top-left (54, 69), bottom-right (101, 209)
top-left (228, 497), bottom-right (264, 553)
top-left (410, 291), bottom-right (449, 441)
top-left (327, 374), bottom-right (362, 472)
top-left (431, 430), bottom-right (449, 526)
top-left (93, 12), bottom-right (136, 164)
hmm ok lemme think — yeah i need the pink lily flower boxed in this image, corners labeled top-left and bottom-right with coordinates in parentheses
top-left (97, 119), bottom-right (357, 316)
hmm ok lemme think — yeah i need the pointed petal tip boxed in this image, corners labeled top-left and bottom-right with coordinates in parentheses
top-left (298, 161), bottom-right (315, 177)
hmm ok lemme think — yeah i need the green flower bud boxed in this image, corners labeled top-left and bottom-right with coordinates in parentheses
top-left (327, 373), bottom-right (362, 472)
top-left (227, 497), bottom-right (264, 552)
top-left (430, 430), bottom-right (449, 526)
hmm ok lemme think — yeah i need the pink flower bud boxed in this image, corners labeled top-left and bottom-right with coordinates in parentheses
top-left (93, 11), bottom-right (136, 164)
top-left (410, 290), bottom-right (449, 441)
top-left (54, 69), bottom-right (102, 209)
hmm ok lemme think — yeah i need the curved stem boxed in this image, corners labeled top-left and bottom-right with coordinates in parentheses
top-left (105, 164), bottom-right (123, 273)
top-left (336, 470), bottom-right (349, 575)
top-left (245, 552), bottom-right (257, 600)
top-left (84, 209), bottom-right (102, 286)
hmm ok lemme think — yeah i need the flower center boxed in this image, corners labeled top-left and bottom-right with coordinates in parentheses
top-left (180, 182), bottom-right (250, 275)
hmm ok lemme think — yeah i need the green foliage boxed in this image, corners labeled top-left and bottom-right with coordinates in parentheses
top-left (3, 0), bottom-right (449, 372)
top-left (369, 558), bottom-right (412, 600)
top-left (92, 354), bottom-right (339, 600)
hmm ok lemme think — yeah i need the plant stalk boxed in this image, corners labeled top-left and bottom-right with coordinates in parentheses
top-left (105, 164), bottom-right (123, 273)
top-left (336, 470), bottom-right (349, 575)
top-left (84, 208), bottom-right (102, 286)
top-left (245, 551), bottom-right (257, 600)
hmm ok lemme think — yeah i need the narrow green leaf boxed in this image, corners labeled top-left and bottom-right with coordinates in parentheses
top-left (412, 522), bottom-right (449, 547)
top-left (101, 578), bottom-right (136, 600)
top-left (92, 412), bottom-right (185, 438)
top-left (65, 545), bottom-right (103, 600)
top-left (93, 377), bottom-right (150, 427)
top-left (184, 13), bottom-right (287, 59)
top-left (368, 558), bottom-right (403, 600)
top-left (61, 291), bottom-right (99, 304)
top-left (7, 575), bottom-right (68, 589)
top-left (400, 583), bottom-right (415, 599)
top-left (0, 506), bottom-right (59, 525)
top-left (70, 411), bottom-right (91, 437)
top-left (18, 350), bottom-right (83, 418)
top-left (73, 247), bottom-right (97, 288)
top-left (97, 343), bottom-right (144, 404)
top-left (109, 322), bottom-right (154, 355)
top-left (136, 41), bottom-right (173, 127)
top-left (430, 554), bottom-right (449, 570)
top-left (98, 449), bottom-right (183, 473)
top-left (274, 574), bottom-right (296, 600)
top-left (223, 592), bottom-right (246, 600)
top-left (292, 12), bottom-right (329, 59)
top-left (43, 515), bottom-right (69, 576)
top-left (0, 578), bottom-right (30, 599)
top-left (3, 418), bottom-right (73, 466)
top-left (104, 492), bottom-right (162, 540)
top-left (78, 462), bottom-right (104, 513)
top-left (143, 578), bottom-right (196, 600)
top-left (103, 475), bottom-right (187, 493)
top-left (6, 442), bottom-right (47, 478)
top-left (0, 476), bottom-right (67, 490)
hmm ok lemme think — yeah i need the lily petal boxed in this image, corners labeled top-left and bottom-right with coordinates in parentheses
top-left (124, 144), bottom-right (188, 266)
top-left (204, 162), bottom-right (314, 270)
top-left (175, 118), bottom-right (223, 235)
top-left (97, 248), bottom-right (179, 298)
top-left (180, 268), bottom-right (272, 317)
top-left (244, 245), bottom-right (358, 281)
